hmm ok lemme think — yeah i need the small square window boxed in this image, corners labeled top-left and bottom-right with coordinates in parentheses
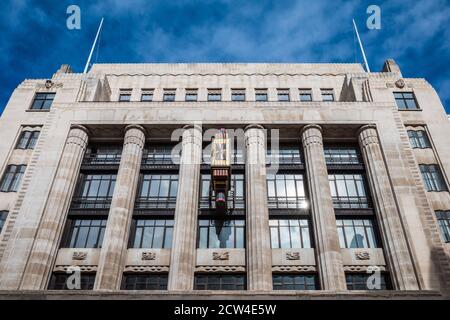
top-left (163, 89), bottom-right (176, 102)
top-left (255, 89), bottom-right (268, 102)
top-left (299, 89), bottom-right (312, 102)
top-left (394, 92), bottom-right (419, 110)
top-left (208, 89), bottom-right (222, 102)
top-left (321, 89), bottom-right (334, 101)
top-left (185, 89), bottom-right (198, 102)
top-left (277, 89), bottom-right (290, 102)
top-left (141, 90), bottom-right (153, 102)
top-left (31, 93), bottom-right (55, 110)
top-left (119, 89), bottom-right (132, 102)
top-left (231, 89), bottom-right (246, 101)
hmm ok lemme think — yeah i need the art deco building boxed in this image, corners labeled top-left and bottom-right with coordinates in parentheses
top-left (0, 61), bottom-right (449, 299)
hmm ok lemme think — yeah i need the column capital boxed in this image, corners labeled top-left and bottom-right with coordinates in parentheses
top-left (70, 124), bottom-right (90, 136)
top-left (358, 124), bottom-right (379, 148)
top-left (67, 125), bottom-right (89, 150)
top-left (123, 125), bottom-right (146, 148)
top-left (124, 124), bottom-right (146, 136)
top-left (357, 124), bottom-right (377, 136)
top-left (182, 124), bottom-right (203, 132)
top-left (244, 124), bottom-right (265, 132)
top-left (301, 124), bottom-right (322, 136)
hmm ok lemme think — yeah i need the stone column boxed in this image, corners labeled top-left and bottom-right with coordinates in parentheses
top-left (301, 124), bottom-right (347, 291)
top-left (245, 125), bottom-right (272, 291)
top-left (19, 125), bottom-right (89, 290)
top-left (94, 125), bottom-right (146, 290)
top-left (358, 124), bottom-right (419, 290)
top-left (168, 125), bottom-right (202, 291)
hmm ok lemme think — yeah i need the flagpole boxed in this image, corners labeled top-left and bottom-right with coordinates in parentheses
top-left (83, 18), bottom-right (104, 74)
top-left (353, 19), bottom-right (370, 73)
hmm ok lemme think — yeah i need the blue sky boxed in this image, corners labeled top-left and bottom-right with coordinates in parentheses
top-left (1, 0), bottom-right (449, 114)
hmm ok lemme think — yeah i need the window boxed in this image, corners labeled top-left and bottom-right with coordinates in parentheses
top-left (0, 211), bottom-right (8, 234)
top-left (163, 89), bottom-right (176, 102)
top-left (394, 92), bottom-right (418, 110)
top-left (346, 273), bottom-right (391, 290)
top-left (270, 219), bottom-right (311, 249)
top-left (267, 145), bottom-right (302, 164)
top-left (419, 165), bottom-right (448, 192)
top-left (267, 174), bottom-right (307, 209)
top-left (336, 219), bottom-right (379, 248)
top-left (83, 145), bottom-right (122, 165)
top-left (299, 89), bottom-right (312, 102)
top-left (195, 274), bottom-right (246, 290)
top-left (408, 130), bottom-right (431, 149)
top-left (277, 89), bottom-right (290, 102)
top-left (142, 145), bottom-right (177, 165)
top-left (273, 274), bottom-right (317, 290)
top-left (231, 89), bottom-right (245, 101)
top-left (255, 89), bottom-right (268, 102)
top-left (71, 174), bottom-right (116, 209)
top-left (130, 219), bottom-right (174, 248)
top-left (0, 165), bottom-right (26, 192)
top-left (324, 146), bottom-right (361, 165)
top-left (321, 89), bottom-right (335, 101)
top-left (436, 211), bottom-right (450, 243)
top-left (63, 218), bottom-right (107, 248)
top-left (141, 89), bottom-right (153, 102)
top-left (200, 174), bottom-right (244, 210)
top-left (122, 274), bottom-right (168, 290)
top-left (16, 131), bottom-right (40, 149)
top-left (198, 220), bottom-right (245, 248)
top-left (328, 174), bottom-right (370, 208)
top-left (135, 174), bottom-right (178, 209)
top-left (208, 89), bottom-right (222, 101)
top-left (48, 273), bottom-right (95, 290)
top-left (31, 93), bottom-right (55, 110)
top-left (185, 89), bottom-right (198, 102)
top-left (119, 89), bottom-right (132, 102)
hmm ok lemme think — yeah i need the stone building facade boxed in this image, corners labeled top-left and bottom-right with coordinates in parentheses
top-left (0, 61), bottom-right (449, 299)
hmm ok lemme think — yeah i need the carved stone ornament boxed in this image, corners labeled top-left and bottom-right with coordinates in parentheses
top-left (355, 251), bottom-right (371, 260)
top-left (395, 79), bottom-right (406, 89)
top-left (72, 251), bottom-right (87, 261)
top-left (212, 251), bottom-right (230, 261)
top-left (37, 80), bottom-right (63, 90)
top-left (286, 252), bottom-right (301, 261)
top-left (141, 252), bottom-right (156, 261)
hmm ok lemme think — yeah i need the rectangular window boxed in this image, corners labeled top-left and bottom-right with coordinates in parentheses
top-left (328, 174), bottom-right (370, 209)
top-left (31, 93), bottom-right (55, 110)
top-left (163, 89), bottom-right (176, 102)
top-left (119, 89), bottom-right (132, 102)
top-left (48, 273), bottom-right (96, 290)
top-left (0, 211), bottom-right (8, 234)
top-left (346, 273), bottom-right (390, 290)
top-left (64, 218), bottom-right (107, 248)
top-left (321, 89), bottom-right (335, 101)
top-left (200, 174), bottom-right (244, 210)
top-left (16, 131), bottom-right (40, 150)
top-left (273, 274), bottom-right (318, 290)
top-left (269, 219), bottom-right (312, 249)
top-left (195, 274), bottom-right (246, 290)
top-left (131, 219), bottom-right (174, 248)
top-left (141, 89), bottom-right (154, 102)
top-left (185, 89), bottom-right (198, 102)
top-left (71, 174), bottom-right (116, 209)
top-left (336, 219), bottom-right (379, 248)
top-left (436, 211), bottom-right (450, 243)
top-left (267, 174), bottom-right (307, 209)
top-left (394, 92), bottom-right (418, 110)
top-left (419, 165), bottom-right (448, 192)
top-left (231, 89), bottom-right (246, 101)
top-left (267, 145), bottom-right (302, 164)
top-left (83, 145), bottom-right (122, 165)
top-left (299, 89), bottom-right (312, 102)
top-left (408, 130), bottom-right (431, 149)
top-left (142, 145), bottom-right (177, 165)
top-left (277, 89), bottom-right (290, 102)
top-left (324, 146), bottom-right (362, 165)
top-left (208, 89), bottom-right (222, 101)
top-left (255, 89), bottom-right (268, 102)
top-left (135, 174), bottom-right (178, 209)
top-left (0, 165), bottom-right (26, 192)
top-left (198, 220), bottom-right (245, 249)
top-left (122, 274), bottom-right (168, 290)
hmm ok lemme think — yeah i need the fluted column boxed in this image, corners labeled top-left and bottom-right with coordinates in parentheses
top-left (168, 125), bottom-right (202, 291)
top-left (94, 125), bottom-right (146, 290)
top-left (245, 125), bottom-right (272, 291)
top-left (301, 125), bottom-right (347, 291)
top-left (19, 125), bottom-right (89, 290)
top-left (358, 124), bottom-right (419, 290)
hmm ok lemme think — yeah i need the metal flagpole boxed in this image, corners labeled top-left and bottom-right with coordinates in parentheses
top-left (352, 19), bottom-right (371, 73)
top-left (83, 18), bottom-right (104, 74)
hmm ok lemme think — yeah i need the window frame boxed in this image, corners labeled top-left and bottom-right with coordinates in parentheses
top-left (140, 89), bottom-right (154, 102)
top-left (346, 273), bottom-right (391, 290)
top-left (436, 210), bottom-right (450, 243)
top-left (272, 274), bottom-right (318, 290)
top-left (15, 131), bottom-right (40, 150)
top-left (207, 89), bottom-right (222, 102)
top-left (408, 130), bottom-right (431, 149)
top-left (336, 217), bottom-right (381, 249)
top-left (71, 173), bottom-right (117, 209)
top-left (30, 92), bottom-right (55, 110)
top-left (118, 89), bottom-right (132, 102)
top-left (269, 218), bottom-right (312, 249)
top-left (0, 210), bottom-right (8, 234)
top-left (321, 89), bottom-right (335, 102)
top-left (163, 89), bottom-right (176, 102)
top-left (255, 89), bottom-right (268, 102)
top-left (135, 173), bottom-right (179, 209)
top-left (185, 89), bottom-right (198, 102)
top-left (194, 274), bottom-right (246, 290)
top-left (299, 89), bottom-right (313, 102)
top-left (48, 272), bottom-right (96, 290)
top-left (0, 164), bottom-right (26, 192)
top-left (129, 218), bottom-right (174, 249)
top-left (328, 173), bottom-right (371, 209)
top-left (231, 89), bottom-right (246, 102)
top-left (61, 217), bottom-right (107, 249)
top-left (197, 218), bottom-right (245, 249)
top-left (277, 89), bottom-right (290, 102)
top-left (394, 91), bottom-right (419, 110)
top-left (419, 164), bottom-right (448, 192)
top-left (122, 273), bottom-right (168, 290)
top-left (266, 173), bottom-right (307, 209)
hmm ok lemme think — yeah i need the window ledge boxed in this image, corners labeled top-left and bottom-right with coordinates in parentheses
top-left (26, 109), bottom-right (50, 112)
